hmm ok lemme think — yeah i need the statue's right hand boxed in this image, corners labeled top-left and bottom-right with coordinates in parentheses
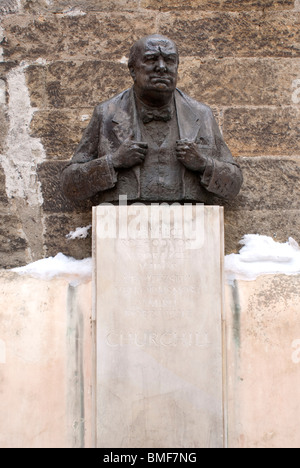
top-left (111, 134), bottom-right (148, 170)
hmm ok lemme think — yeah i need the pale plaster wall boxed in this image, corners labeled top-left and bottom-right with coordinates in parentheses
top-left (0, 271), bottom-right (92, 448)
top-left (226, 274), bottom-right (300, 448)
top-left (0, 271), bottom-right (299, 448)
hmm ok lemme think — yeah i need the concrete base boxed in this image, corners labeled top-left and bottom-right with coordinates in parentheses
top-left (93, 205), bottom-right (225, 448)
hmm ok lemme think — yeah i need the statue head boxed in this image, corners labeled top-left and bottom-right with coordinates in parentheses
top-left (128, 34), bottom-right (179, 106)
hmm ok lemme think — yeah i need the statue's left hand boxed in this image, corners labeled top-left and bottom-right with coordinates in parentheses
top-left (176, 139), bottom-right (208, 173)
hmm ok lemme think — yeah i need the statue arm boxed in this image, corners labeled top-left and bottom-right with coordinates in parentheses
top-left (200, 156), bottom-right (243, 200)
top-left (199, 113), bottom-right (243, 200)
top-left (61, 106), bottom-right (117, 201)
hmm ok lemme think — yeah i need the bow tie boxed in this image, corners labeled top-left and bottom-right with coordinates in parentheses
top-left (141, 107), bottom-right (173, 124)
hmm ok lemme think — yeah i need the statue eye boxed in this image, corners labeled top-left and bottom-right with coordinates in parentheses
top-left (145, 56), bottom-right (156, 62)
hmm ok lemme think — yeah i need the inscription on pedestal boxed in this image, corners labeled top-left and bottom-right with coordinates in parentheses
top-left (93, 205), bottom-right (224, 448)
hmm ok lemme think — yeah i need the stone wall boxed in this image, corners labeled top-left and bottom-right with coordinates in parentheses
top-left (0, 0), bottom-right (299, 267)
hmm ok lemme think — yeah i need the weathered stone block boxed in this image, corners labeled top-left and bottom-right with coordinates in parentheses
top-left (30, 108), bottom-right (94, 160)
top-left (178, 58), bottom-right (300, 106)
top-left (142, 0), bottom-right (222, 9)
top-left (0, 106), bottom-right (9, 154)
top-left (224, 209), bottom-right (300, 254)
top-left (0, 62), bottom-right (17, 78)
top-left (37, 160), bottom-right (92, 213)
top-left (221, 0), bottom-right (294, 10)
top-left (0, 205), bottom-right (29, 268)
top-left (159, 11), bottom-right (300, 58)
top-left (45, 61), bottom-right (132, 109)
top-left (25, 65), bottom-right (46, 109)
top-left (142, 0), bottom-right (294, 10)
top-left (223, 107), bottom-right (300, 156)
top-left (221, 157), bottom-right (300, 211)
top-left (27, 57), bottom-right (300, 111)
top-left (2, 13), bottom-right (157, 62)
top-left (0, 166), bottom-right (8, 203)
top-left (21, 0), bottom-right (139, 12)
top-left (44, 213), bottom-right (92, 259)
top-left (0, 0), bottom-right (19, 14)
top-left (0, 63), bottom-right (17, 153)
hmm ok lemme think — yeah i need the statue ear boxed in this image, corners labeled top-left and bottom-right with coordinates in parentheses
top-left (129, 67), bottom-right (136, 82)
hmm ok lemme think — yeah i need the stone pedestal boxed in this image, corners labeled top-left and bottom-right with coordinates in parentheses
top-left (93, 204), bottom-right (225, 448)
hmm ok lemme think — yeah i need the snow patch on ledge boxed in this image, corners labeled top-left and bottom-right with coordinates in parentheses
top-left (11, 235), bottom-right (300, 287)
top-left (66, 225), bottom-right (92, 240)
top-left (225, 235), bottom-right (300, 284)
top-left (12, 253), bottom-right (92, 286)
top-left (61, 8), bottom-right (86, 17)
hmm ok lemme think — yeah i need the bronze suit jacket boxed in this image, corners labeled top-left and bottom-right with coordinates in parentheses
top-left (62, 88), bottom-right (243, 203)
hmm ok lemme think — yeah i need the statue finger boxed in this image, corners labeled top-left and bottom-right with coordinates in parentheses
top-left (176, 147), bottom-right (186, 153)
top-left (176, 143), bottom-right (190, 150)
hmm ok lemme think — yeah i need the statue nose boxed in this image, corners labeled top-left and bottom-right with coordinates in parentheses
top-left (156, 58), bottom-right (167, 71)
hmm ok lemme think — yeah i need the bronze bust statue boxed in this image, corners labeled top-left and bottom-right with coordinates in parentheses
top-left (62, 34), bottom-right (242, 204)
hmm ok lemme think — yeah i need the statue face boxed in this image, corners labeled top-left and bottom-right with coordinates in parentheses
top-left (131, 37), bottom-right (179, 97)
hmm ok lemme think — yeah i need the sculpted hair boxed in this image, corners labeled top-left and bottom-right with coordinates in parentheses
top-left (128, 35), bottom-right (179, 70)
top-left (128, 41), bottom-right (141, 70)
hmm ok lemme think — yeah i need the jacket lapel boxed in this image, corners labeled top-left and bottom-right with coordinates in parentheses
top-left (112, 88), bottom-right (202, 144)
top-left (111, 88), bottom-right (141, 144)
top-left (175, 89), bottom-right (201, 141)
top-left (111, 88), bottom-right (142, 197)
top-left (112, 88), bottom-right (201, 143)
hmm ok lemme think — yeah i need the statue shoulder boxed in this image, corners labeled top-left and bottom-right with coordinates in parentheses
top-left (175, 89), bottom-right (215, 118)
top-left (94, 88), bottom-right (132, 118)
